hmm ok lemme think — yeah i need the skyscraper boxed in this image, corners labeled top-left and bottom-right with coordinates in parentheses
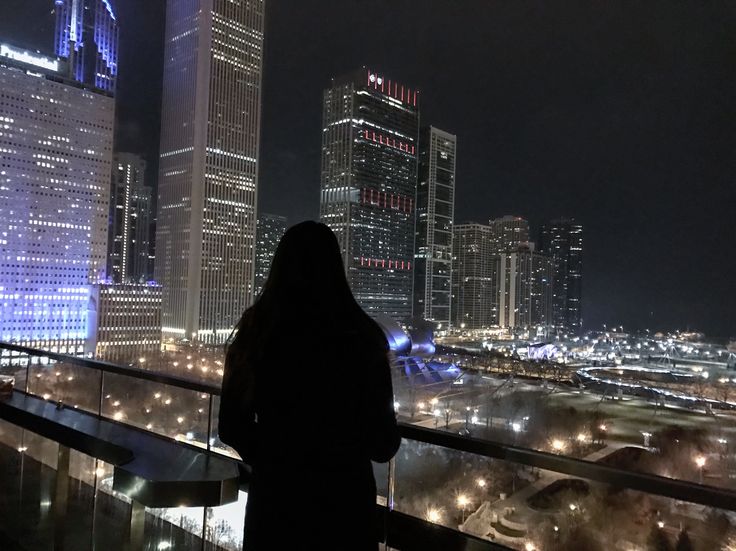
top-left (319, 68), bottom-right (420, 322)
top-left (489, 215), bottom-right (531, 253)
top-left (254, 212), bottom-right (287, 296)
top-left (54, 0), bottom-right (119, 93)
top-left (414, 126), bottom-right (456, 328)
top-left (498, 246), bottom-right (554, 334)
top-left (451, 223), bottom-right (497, 329)
top-left (0, 43), bottom-right (114, 352)
top-left (109, 153), bottom-right (153, 283)
top-left (156, 0), bottom-right (265, 344)
top-left (539, 218), bottom-right (583, 332)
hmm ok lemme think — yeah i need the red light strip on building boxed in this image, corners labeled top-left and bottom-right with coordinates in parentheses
top-left (360, 257), bottom-right (412, 270)
top-left (363, 129), bottom-right (416, 155)
top-left (360, 188), bottom-right (414, 213)
top-left (365, 69), bottom-right (418, 107)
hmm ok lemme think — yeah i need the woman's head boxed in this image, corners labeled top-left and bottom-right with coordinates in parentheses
top-left (260, 221), bottom-right (350, 307)
top-left (227, 221), bottom-right (385, 362)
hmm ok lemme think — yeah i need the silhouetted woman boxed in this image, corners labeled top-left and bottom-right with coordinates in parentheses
top-left (219, 221), bottom-right (401, 550)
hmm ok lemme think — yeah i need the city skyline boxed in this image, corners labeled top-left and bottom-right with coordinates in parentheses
top-left (2, 0), bottom-right (734, 337)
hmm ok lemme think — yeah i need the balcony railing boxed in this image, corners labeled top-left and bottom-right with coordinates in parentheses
top-left (2, 341), bottom-right (736, 551)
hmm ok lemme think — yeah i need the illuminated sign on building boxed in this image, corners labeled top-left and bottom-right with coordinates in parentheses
top-left (0, 44), bottom-right (59, 72)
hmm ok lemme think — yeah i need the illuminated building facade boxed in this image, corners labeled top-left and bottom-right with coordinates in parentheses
top-left (319, 68), bottom-right (420, 322)
top-left (498, 246), bottom-right (554, 333)
top-left (54, 0), bottom-right (119, 93)
top-left (414, 126), bottom-right (456, 328)
top-left (539, 218), bottom-right (583, 332)
top-left (0, 44), bottom-right (114, 352)
top-left (109, 153), bottom-right (153, 283)
top-left (254, 212), bottom-right (287, 296)
top-left (489, 215), bottom-right (531, 253)
top-left (90, 282), bottom-right (162, 362)
top-left (156, 0), bottom-right (265, 344)
top-left (451, 223), bottom-right (497, 329)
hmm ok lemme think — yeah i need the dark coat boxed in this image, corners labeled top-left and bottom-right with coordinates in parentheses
top-left (218, 329), bottom-right (401, 550)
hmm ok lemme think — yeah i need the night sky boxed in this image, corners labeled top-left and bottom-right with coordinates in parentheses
top-left (3, 1), bottom-right (735, 338)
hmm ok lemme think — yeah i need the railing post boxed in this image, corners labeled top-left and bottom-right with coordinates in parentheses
top-left (206, 394), bottom-right (214, 454)
top-left (53, 444), bottom-right (70, 550)
top-left (128, 500), bottom-right (145, 551)
top-left (384, 456), bottom-right (396, 550)
top-left (98, 371), bottom-right (105, 417)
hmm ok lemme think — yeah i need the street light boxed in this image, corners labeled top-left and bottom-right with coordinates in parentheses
top-left (426, 508), bottom-right (442, 523)
top-left (551, 439), bottom-right (566, 453)
top-left (457, 494), bottom-right (470, 522)
top-left (476, 478), bottom-right (486, 489)
top-left (695, 455), bottom-right (706, 483)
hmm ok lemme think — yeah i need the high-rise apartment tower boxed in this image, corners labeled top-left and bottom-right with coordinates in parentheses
top-left (414, 127), bottom-right (456, 328)
top-left (498, 247), bottom-right (554, 333)
top-left (319, 68), bottom-right (420, 322)
top-left (539, 218), bottom-right (583, 332)
top-left (451, 223), bottom-right (497, 329)
top-left (155, 0), bottom-right (265, 344)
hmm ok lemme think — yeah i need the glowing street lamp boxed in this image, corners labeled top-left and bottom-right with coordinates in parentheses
top-left (551, 439), bottom-right (566, 453)
top-left (457, 494), bottom-right (471, 522)
top-left (695, 455), bottom-right (706, 483)
top-left (426, 507), bottom-right (442, 523)
top-left (524, 543), bottom-right (537, 551)
top-left (476, 478), bottom-right (486, 489)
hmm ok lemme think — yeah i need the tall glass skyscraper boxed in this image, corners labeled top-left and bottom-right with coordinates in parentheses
top-left (54, 0), bottom-right (119, 93)
top-left (540, 218), bottom-right (583, 332)
top-left (156, 0), bottom-right (264, 344)
top-left (414, 126), bottom-right (456, 328)
top-left (0, 44), bottom-right (114, 352)
top-left (109, 153), bottom-right (153, 283)
top-left (319, 68), bottom-right (420, 322)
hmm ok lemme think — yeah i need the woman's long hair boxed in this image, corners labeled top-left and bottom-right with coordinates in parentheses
top-left (226, 221), bottom-right (386, 367)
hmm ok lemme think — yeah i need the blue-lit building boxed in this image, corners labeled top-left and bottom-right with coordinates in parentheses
top-left (0, 43), bottom-right (115, 352)
top-left (54, 0), bottom-right (119, 93)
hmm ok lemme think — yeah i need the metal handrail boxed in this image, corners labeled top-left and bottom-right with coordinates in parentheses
top-left (0, 341), bottom-right (219, 394)
top-left (3, 341), bottom-right (736, 512)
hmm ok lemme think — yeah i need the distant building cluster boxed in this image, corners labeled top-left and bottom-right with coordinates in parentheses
top-left (451, 217), bottom-right (582, 335)
top-left (0, 0), bottom-right (584, 359)
top-left (318, 71), bottom-right (583, 336)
